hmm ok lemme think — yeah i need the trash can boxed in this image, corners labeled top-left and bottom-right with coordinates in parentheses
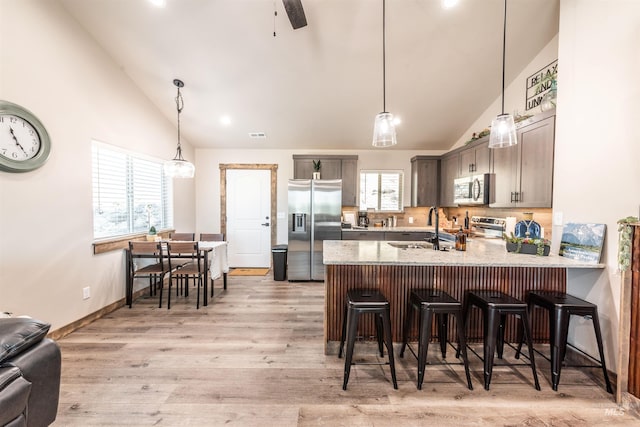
top-left (272, 244), bottom-right (288, 281)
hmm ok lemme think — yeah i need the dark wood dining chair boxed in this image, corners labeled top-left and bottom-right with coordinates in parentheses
top-left (200, 233), bottom-right (224, 241)
top-left (128, 241), bottom-right (170, 305)
top-left (170, 232), bottom-right (195, 241)
top-left (168, 233), bottom-right (196, 291)
top-left (165, 241), bottom-right (206, 309)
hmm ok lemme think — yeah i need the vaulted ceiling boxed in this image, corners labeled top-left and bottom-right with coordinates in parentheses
top-left (60, 0), bottom-right (559, 151)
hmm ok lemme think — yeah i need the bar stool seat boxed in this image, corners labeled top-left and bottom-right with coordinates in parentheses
top-left (461, 290), bottom-right (540, 391)
top-left (516, 291), bottom-right (613, 393)
top-left (338, 289), bottom-right (398, 390)
top-left (399, 289), bottom-right (473, 390)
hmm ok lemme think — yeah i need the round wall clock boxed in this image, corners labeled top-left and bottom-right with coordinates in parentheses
top-left (0, 100), bottom-right (51, 173)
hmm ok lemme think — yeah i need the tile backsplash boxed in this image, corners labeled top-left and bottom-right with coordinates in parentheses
top-left (343, 206), bottom-right (552, 239)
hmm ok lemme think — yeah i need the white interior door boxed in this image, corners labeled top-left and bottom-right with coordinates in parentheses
top-left (226, 169), bottom-right (271, 267)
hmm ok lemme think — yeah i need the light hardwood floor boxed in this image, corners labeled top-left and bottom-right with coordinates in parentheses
top-left (54, 274), bottom-right (639, 426)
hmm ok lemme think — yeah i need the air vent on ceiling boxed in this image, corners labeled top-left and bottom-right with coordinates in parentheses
top-left (249, 132), bottom-right (267, 139)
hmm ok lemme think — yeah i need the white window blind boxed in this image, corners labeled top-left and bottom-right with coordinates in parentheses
top-left (92, 141), bottom-right (173, 239)
top-left (359, 170), bottom-right (403, 212)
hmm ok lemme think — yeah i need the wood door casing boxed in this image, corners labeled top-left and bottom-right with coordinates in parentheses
top-left (627, 225), bottom-right (640, 398)
top-left (219, 164), bottom-right (278, 261)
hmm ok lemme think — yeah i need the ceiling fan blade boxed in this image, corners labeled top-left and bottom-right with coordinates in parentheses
top-left (282, 0), bottom-right (307, 29)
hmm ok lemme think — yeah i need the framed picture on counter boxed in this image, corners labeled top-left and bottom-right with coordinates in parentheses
top-left (559, 223), bottom-right (606, 264)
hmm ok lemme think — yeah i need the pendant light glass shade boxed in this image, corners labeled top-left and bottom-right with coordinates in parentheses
top-left (165, 79), bottom-right (195, 178)
top-left (489, 0), bottom-right (517, 149)
top-left (164, 152), bottom-right (195, 178)
top-left (488, 113), bottom-right (517, 149)
top-left (372, 0), bottom-right (397, 148)
top-left (372, 112), bottom-right (397, 147)
top-left (540, 80), bottom-right (557, 112)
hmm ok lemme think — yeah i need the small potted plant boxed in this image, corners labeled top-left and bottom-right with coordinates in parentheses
top-left (618, 216), bottom-right (639, 271)
top-left (146, 226), bottom-right (157, 241)
top-left (504, 233), bottom-right (551, 256)
top-left (312, 160), bottom-right (321, 179)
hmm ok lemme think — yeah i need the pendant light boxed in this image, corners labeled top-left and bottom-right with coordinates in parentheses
top-left (372, 0), bottom-right (397, 147)
top-left (488, 0), bottom-right (517, 149)
top-left (164, 79), bottom-right (195, 178)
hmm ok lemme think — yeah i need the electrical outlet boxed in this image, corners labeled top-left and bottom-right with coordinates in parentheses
top-left (409, 217), bottom-right (414, 224)
top-left (83, 287), bottom-right (90, 300)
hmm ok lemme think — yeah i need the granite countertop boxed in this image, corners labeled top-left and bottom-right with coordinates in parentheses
top-left (323, 239), bottom-right (604, 269)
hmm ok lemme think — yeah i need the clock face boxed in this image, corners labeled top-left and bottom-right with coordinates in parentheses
top-left (0, 114), bottom-right (42, 161)
top-left (0, 101), bottom-right (51, 173)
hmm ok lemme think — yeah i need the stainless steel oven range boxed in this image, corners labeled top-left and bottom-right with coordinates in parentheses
top-left (470, 216), bottom-right (506, 238)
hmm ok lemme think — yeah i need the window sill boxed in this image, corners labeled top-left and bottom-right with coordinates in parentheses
top-left (93, 230), bottom-right (173, 254)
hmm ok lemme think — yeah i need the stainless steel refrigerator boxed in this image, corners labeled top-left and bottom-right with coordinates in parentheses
top-left (288, 179), bottom-right (342, 281)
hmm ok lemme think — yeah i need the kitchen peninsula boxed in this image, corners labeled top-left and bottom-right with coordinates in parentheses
top-left (322, 239), bottom-right (603, 354)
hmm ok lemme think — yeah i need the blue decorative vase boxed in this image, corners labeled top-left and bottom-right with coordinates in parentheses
top-left (514, 213), bottom-right (541, 239)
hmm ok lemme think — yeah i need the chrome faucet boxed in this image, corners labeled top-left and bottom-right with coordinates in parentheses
top-left (427, 206), bottom-right (440, 251)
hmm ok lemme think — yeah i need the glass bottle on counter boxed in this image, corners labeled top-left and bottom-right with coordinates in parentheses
top-left (455, 227), bottom-right (467, 251)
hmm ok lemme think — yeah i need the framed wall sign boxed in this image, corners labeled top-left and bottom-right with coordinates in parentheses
top-left (525, 60), bottom-right (558, 112)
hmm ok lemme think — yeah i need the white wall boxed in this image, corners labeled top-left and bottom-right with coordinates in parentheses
top-left (551, 0), bottom-right (640, 371)
top-left (195, 148), bottom-right (443, 244)
top-left (0, 0), bottom-right (195, 329)
top-left (451, 35), bottom-right (560, 149)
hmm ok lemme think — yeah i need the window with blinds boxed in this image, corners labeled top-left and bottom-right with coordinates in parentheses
top-left (359, 170), bottom-right (404, 212)
top-left (92, 141), bottom-right (173, 239)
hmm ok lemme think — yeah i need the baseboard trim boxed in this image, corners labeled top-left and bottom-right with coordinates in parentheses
top-left (48, 288), bottom-right (147, 340)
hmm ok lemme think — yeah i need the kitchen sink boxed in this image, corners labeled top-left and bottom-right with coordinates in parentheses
top-left (387, 242), bottom-right (432, 249)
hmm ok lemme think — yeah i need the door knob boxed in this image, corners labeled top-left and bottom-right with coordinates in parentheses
top-left (261, 222), bottom-right (270, 226)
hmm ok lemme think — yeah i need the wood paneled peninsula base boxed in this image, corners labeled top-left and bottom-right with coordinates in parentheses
top-left (322, 239), bottom-right (604, 355)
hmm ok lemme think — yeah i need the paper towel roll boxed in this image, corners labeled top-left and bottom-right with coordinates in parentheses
top-left (505, 217), bottom-right (517, 236)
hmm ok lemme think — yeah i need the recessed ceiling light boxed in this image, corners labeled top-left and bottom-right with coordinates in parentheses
top-left (148, 0), bottom-right (166, 8)
top-left (220, 115), bottom-right (232, 126)
top-left (249, 132), bottom-right (267, 139)
top-left (442, 0), bottom-right (459, 9)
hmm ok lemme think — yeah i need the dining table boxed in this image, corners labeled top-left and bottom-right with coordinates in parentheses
top-left (125, 240), bottom-right (229, 308)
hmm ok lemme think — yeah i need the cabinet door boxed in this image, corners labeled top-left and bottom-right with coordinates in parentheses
top-left (411, 158), bottom-right (439, 207)
top-left (318, 159), bottom-right (342, 179)
top-left (342, 231), bottom-right (380, 240)
top-left (518, 116), bottom-right (555, 207)
top-left (384, 232), bottom-right (428, 241)
top-left (293, 159), bottom-right (315, 179)
top-left (459, 148), bottom-right (475, 175)
top-left (460, 142), bottom-right (491, 175)
top-left (341, 159), bottom-right (358, 207)
top-left (439, 154), bottom-right (459, 207)
top-left (490, 144), bottom-right (519, 207)
top-left (474, 142), bottom-right (491, 174)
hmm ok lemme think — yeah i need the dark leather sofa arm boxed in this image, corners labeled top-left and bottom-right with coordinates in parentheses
top-left (0, 318), bottom-right (61, 427)
top-left (0, 366), bottom-right (31, 426)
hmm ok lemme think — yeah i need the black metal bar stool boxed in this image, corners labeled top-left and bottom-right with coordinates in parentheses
top-left (399, 289), bottom-right (473, 390)
top-left (338, 289), bottom-right (398, 390)
top-left (461, 290), bottom-right (540, 391)
top-left (515, 291), bottom-right (613, 393)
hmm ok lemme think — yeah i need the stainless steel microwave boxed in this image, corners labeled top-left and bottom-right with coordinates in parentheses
top-left (453, 173), bottom-right (495, 205)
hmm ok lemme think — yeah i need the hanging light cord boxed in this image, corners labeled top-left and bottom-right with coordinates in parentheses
top-left (174, 80), bottom-right (184, 160)
top-left (500, 0), bottom-right (507, 115)
top-left (382, 0), bottom-right (387, 112)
